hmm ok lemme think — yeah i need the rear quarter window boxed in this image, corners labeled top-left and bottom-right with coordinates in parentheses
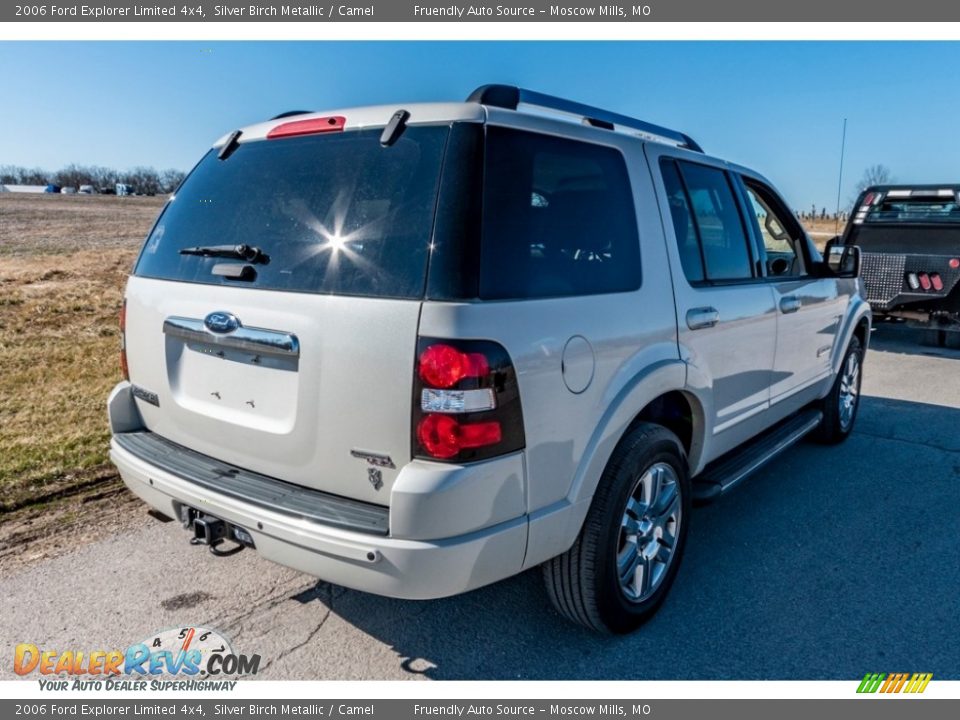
top-left (478, 127), bottom-right (641, 299)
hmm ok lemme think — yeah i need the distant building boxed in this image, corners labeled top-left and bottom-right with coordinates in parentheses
top-left (0, 184), bottom-right (47, 193)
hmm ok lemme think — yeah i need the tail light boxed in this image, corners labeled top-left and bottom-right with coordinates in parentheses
top-left (950, 259), bottom-right (960, 269)
top-left (419, 344), bottom-right (490, 388)
top-left (931, 273), bottom-right (944, 291)
top-left (119, 299), bottom-right (129, 380)
top-left (918, 273), bottom-right (932, 291)
top-left (412, 338), bottom-right (524, 463)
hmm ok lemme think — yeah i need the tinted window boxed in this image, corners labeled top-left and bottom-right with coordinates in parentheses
top-left (135, 127), bottom-right (448, 299)
top-left (865, 196), bottom-right (960, 224)
top-left (660, 159), bottom-right (704, 283)
top-left (479, 127), bottom-right (641, 299)
top-left (678, 162), bottom-right (753, 281)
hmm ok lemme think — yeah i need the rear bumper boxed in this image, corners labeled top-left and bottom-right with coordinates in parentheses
top-left (107, 383), bottom-right (529, 600)
top-left (111, 438), bottom-right (528, 599)
top-left (860, 251), bottom-right (960, 313)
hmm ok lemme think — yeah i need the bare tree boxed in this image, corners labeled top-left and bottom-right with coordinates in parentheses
top-left (842, 164), bottom-right (895, 210)
top-left (53, 164), bottom-right (87, 189)
top-left (855, 164), bottom-right (893, 194)
top-left (21, 168), bottom-right (50, 185)
top-left (89, 166), bottom-right (119, 190)
top-left (120, 166), bottom-right (161, 196)
top-left (0, 165), bottom-right (21, 184)
top-left (2, 163), bottom-right (182, 192)
top-left (160, 168), bottom-right (186, 194)
top-left (0, 165), bottom-right (49, 185)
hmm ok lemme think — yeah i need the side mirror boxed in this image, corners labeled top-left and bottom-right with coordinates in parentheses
top-left (824, 239), bottom-right (860, 278)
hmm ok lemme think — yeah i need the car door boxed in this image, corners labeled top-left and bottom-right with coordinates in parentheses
top-left (652, 151), bottom-right (778, 461)
top-left (736, 176), bottom-right (846, 405)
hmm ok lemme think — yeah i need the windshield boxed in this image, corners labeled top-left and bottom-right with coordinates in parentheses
top-left (135, 127), bottom-right (448, 299)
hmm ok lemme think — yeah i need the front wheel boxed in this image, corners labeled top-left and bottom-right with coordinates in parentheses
top-left (814, 336), bottom-right (863, 444)
top-left (543, 423), bottom-right (690, 634)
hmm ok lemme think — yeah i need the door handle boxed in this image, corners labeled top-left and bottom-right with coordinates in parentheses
top-left (686, 307), bottom-right (720, 330)
top-left (779, 296), bottom-right (801, 314)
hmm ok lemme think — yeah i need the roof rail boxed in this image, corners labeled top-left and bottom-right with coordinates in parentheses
top-left (466, 84), bottom-right (703, 153)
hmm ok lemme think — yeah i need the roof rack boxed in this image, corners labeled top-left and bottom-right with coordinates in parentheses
top-left (467, 84), bottom-right (703, 153)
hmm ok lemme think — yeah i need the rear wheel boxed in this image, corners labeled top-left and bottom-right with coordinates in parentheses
top-left (543, 423), bottom-right (690, 634)
top-left (814, 336), bottom-right (863, 444)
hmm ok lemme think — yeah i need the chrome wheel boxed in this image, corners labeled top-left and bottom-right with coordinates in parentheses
top-left (838, 351), bottom-right (861, 431)
top-left (617, 462), bottom-right (682, 603)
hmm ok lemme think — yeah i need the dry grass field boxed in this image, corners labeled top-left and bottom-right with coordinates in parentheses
top-left (0, 194), bottom-right (164, 566)
top-left (0, 192), bottom-right (837, 567)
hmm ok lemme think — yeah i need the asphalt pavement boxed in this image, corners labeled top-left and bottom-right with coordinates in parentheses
top-left (2, 323), bottom-right (958, 680)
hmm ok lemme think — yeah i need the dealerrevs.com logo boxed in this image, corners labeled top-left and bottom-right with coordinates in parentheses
top-left (857, 672), bottom-right (933, 694)
top-left (14, 627), bottom-right (259, 691)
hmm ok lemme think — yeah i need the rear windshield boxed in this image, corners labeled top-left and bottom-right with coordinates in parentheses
top-left (135, 127), bottom-right (448, 299)
top-left (864, 196), bottom-right (960, 224)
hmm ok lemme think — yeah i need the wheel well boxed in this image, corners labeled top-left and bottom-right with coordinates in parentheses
top-left (628, 391), bottom-right (695, 458)
top-left (854, 318), bottom-right (869, 347)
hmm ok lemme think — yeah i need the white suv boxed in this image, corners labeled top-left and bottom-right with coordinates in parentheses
top-left (108, 85), bottom-right (870, 633)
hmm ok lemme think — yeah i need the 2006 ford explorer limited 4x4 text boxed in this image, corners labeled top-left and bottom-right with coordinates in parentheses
top-left (108, 85), bottom-right (870, 633)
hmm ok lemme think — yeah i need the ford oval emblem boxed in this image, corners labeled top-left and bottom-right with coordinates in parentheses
top-left (204, 311), bottom-right (240, 334)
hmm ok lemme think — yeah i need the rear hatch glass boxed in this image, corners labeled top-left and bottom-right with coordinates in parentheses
top-left (136, 127), bottom-right (448, 298)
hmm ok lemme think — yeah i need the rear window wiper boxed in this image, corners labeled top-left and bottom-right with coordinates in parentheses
top-left (179, 244), bottom-right (269, 264)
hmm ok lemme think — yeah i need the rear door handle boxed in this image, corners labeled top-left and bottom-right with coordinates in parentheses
top-left (686, 307), bottom-right (720, 330)
top-left (779, 296), bottom-right (801, 314)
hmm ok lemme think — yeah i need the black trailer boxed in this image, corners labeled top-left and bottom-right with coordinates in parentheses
top-left (841, 184), bottom-right (960, 345)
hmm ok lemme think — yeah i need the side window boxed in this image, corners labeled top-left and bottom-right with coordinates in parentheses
top-left (677, 162), bottom-right (754, 282)
top-left (743, 183), bottom-right (805, 277)
top-left (660, 159), bottom-right (704, 283)
top-left (479, 127), bottom-right (641, 299)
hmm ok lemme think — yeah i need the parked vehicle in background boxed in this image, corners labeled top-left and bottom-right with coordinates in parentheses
top-left (60, 187), bottom-right (77, 194)
top-left (44, 184), bottom-right (61, 193)
top-left (841, 185), bottom-right (960, 346)
top-left (116, 183), bottom-right (136, 196)
top-left (79, 185), bottom-right (97, 195)
top-left (108, 85), bottom-right (870, 634)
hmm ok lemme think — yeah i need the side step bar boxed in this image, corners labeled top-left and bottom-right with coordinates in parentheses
top-left (692, 409), bottom-right (823, 504)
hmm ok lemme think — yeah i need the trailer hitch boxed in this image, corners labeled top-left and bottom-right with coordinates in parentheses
top-left (180, 506), bottom-right (252, 557)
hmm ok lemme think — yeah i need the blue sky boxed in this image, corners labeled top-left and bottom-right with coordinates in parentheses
top-left (1, 41), bottom-right (959, 210)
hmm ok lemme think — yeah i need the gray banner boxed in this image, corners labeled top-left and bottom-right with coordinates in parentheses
top-left (4, 1), bottom-right (960, 22)
top-left (1, 700), bottom-right (958, 719)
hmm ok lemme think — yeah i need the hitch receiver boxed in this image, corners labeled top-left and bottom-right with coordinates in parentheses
top-left (179, 506), bottom-right (253, 556)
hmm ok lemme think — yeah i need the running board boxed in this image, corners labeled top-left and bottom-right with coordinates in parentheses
top-left (692, 409), bottom-right (823, 504)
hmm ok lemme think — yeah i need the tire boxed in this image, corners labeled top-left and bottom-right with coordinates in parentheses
top-left (813, 335), bottom-right (863, 444)
top-left (921, 329), bottom-right (946, 348)
top-left (543, 423), bottom-right (691, 634)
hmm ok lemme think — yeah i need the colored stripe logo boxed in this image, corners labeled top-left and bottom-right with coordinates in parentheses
top-left (857, 672), bottom-right (932, 694)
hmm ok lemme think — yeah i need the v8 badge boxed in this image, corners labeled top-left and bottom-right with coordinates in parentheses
top-left (367, 467), bottom-right (383, 491)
